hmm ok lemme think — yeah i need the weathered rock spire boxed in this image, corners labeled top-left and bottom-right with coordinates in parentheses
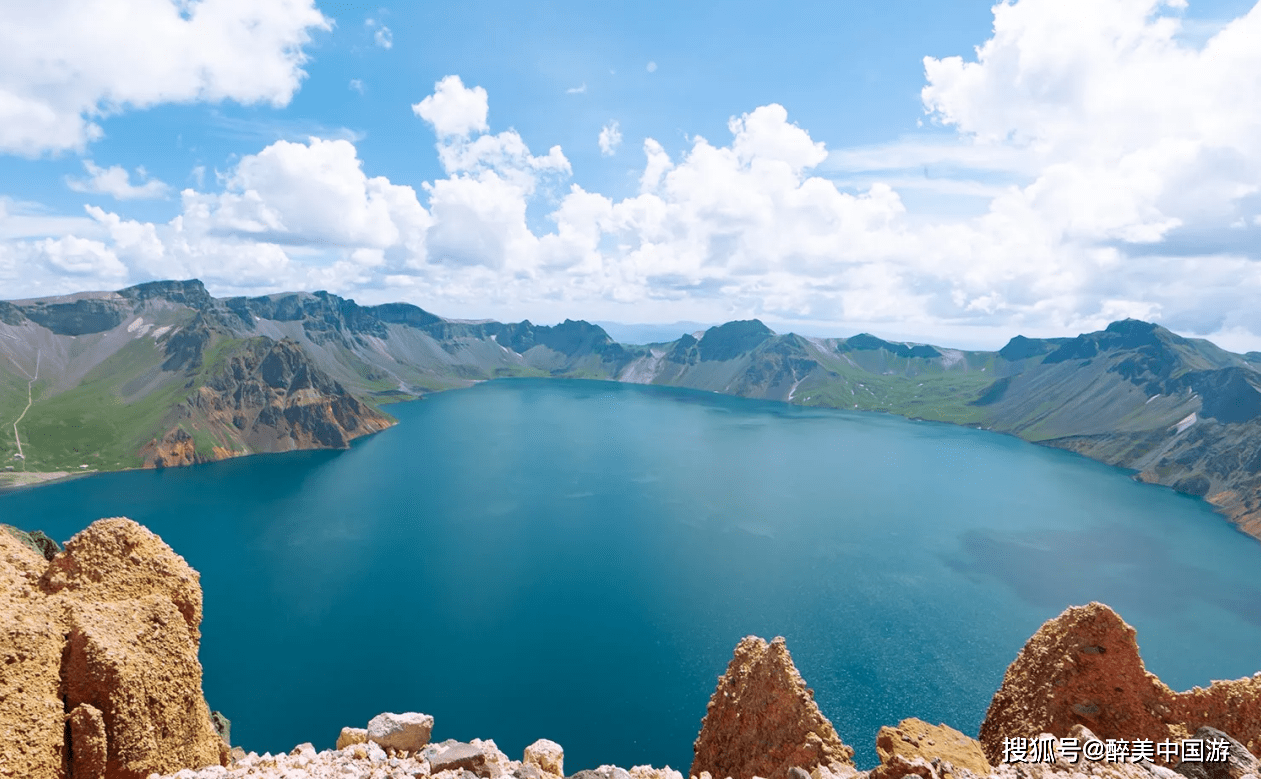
top-left (691, 635), bottom-right (855, 779)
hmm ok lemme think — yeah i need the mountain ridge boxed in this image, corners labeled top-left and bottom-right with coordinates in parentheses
top-left (3, 280), bottom-right (1260, 541)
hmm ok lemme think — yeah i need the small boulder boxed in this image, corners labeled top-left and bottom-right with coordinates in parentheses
top-left (569, 766), bottom-right (631, 779)
top-left (367, 711), bottom-right (435, 752)
top-left (629, 768), bottom-right (686, 779)
top-left (338, 727), bottom-right (369, 750)
top-left (525, 739), bottom-right (564, 777)
top-left (433, 742), bottom-right (492, 777)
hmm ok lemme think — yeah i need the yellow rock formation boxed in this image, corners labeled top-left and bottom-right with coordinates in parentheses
top-left (0, 518), bottom-right (226, 779)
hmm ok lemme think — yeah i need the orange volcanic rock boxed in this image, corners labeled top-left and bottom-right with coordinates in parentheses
top-left (691, 636), bottom-right (855, 779)
top-left (140, 338), bottom-right (395, 470)
top-left (979, 602), bottom-right (1261, 765)
top-left (139, 427), bottom-right (203, 469)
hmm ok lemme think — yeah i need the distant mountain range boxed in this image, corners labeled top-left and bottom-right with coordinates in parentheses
top-left (3, 280), bottom-right (1260, 540)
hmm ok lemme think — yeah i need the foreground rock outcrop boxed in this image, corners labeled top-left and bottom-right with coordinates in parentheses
top-left (980, 602), bottom-right (1261, 764)
top-left (145, 611), bottom-right (1261, 779)
top-left (150, 717), bottom-right (681, 779)
top-left (0, 518), bottom-right (226, 779)
top-left (691, 636), bottom-right (856, 779)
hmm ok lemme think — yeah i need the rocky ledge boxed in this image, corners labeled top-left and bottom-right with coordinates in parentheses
top-left (6, 519), bottom-right (1261, 779)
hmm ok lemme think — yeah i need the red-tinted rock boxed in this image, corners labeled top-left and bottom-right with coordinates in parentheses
top-left (691, 636), bottom-right (854, 779)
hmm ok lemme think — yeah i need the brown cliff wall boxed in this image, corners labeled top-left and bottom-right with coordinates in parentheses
top-left (140, 337), bottom-right (394, 470)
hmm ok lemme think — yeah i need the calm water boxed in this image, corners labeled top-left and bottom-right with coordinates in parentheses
top-left (4, 379), bottom-right (1261, 771)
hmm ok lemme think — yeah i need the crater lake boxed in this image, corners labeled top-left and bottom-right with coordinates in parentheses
top-left (4, 378), bottom-right (1261, 771)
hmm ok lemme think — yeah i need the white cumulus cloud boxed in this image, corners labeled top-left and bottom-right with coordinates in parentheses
top-left (182, 137), bottom-right (431, 257)
top-left (365, 17), bottom-right (393, 49)
top-left (598, 121), bottom-right (622, 156)
top-left (36, 235), bottom-right (127, 277)
top-left (0, 0), bottom-right (331, 156)
top-left (66, 161), bottom-right (171, 200)
top-left (412, 76), bottom-right (490, 138)
top-left (922, 0), bottom-right (1261, 241)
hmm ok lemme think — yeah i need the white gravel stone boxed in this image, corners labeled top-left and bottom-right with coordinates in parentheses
top-left (367, 712), bottom-right (435, 753)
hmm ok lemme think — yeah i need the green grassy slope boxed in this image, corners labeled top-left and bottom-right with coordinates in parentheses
top-left (14, 339), bottom-right (192, 471)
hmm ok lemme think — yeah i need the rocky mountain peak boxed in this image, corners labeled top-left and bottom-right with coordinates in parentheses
top-left (997, 335), bottom-right (1072, 362)
top-left (691, 635), bottom-right (855, 779)
top-left (842, 333), bottom-right (942, 359)
top-left (118, 279), bottom-right (214, 309)
top-left (1042, 319), bottom-right (1181, 365)
top-left (16, 297), bottom-right (130, 336)
top-left (697, 320), bottom-right (775, 362)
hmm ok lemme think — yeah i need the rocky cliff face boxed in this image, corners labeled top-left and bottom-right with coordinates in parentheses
top-left (0, 518), bottom-right (227, 779)
top-left (140, 337), bottom-right (395, 468)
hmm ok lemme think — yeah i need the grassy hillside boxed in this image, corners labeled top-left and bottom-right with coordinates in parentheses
top-left (13, 339), bottom-right (190, 471)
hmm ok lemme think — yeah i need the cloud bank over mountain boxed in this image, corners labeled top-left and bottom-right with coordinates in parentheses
top-left (0, 0), bottom-right (1258, 349)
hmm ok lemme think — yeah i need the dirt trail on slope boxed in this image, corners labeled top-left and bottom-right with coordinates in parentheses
top-left (1, 337), bottom-right (39, 465)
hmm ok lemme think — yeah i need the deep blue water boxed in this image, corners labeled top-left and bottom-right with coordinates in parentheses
top-left (4, 378), bottom-right (1261, 771)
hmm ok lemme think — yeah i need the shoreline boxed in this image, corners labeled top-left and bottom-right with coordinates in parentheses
top-left (0, 469), bottom-right (93, 493)
top-left (4, 376), bottom-right (1256, 545)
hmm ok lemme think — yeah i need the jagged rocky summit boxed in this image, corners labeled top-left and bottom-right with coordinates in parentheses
top-left (8, 519), bottom-right (1261, 779)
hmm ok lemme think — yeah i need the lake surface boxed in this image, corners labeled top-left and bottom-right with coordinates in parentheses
top-left (4, 378), bottom-right (1261, 771)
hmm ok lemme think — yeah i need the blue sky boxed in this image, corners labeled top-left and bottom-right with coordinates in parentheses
top-left (1, 0), bottom-right (1260, 349)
